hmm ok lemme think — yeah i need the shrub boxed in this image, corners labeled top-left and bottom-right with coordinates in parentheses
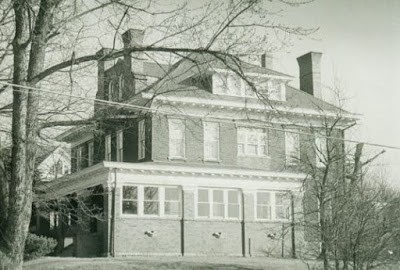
top-left (24, 233), bottom-right (57, 261)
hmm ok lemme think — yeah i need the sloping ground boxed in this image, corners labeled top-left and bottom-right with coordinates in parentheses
top-left (24, 256), bottom-right (315, 270)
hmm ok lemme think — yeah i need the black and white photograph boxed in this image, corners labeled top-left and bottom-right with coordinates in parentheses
top-left (0, 0), bottom-right (399, 269)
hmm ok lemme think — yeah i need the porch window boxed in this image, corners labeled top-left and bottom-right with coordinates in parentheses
top-left (144, 187), bottom-right (159, 215)
top-left (275, 192), bottom-right (291, 220)
top-left (122, 186), bottom-right (138, 214)
top-left (76, 146), bottom-right (83, 170)
top-left (164, 187), bottom-right (181, 216)
top-left (256, 192), bottom-right (271, 220)
top-left (196, 188), bottom-right (241, 219)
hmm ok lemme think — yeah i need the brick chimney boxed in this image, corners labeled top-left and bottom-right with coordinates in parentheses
top-left (261, 53), bottom-right (274, 69)
top-left (297, 52), bottom-right (322, 99)
top-left (122, 29), bottom-right (145, 74)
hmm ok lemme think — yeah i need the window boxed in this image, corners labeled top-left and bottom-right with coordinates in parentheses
top-left (118, 75), bottom-right (124, 100)
top-left (144, 187), bottom-right (159, 215)
top-left (256, 191), bottom-right (291, 221)
top-left (108, 81), bottom-right (115, 101)
top-left (116, 130), bottom-right (123, 162)
top-left (121, 185), bottom-right (181, 217)
top-left (76, 146), bottom-right (83, 170)
top-left (213, 72), bottom-right (283, 101)
top-left (197, 188), bottom-right (241, 219)
top-left (105, 135), bottom-right (111, 161)
top-left (53, 160), bottom-right (63, 178)
top-left (122, 186), bottom-right (138, 214)
top-left (256, 192), bottom-right (271, 219)
top-left (315, 135), bottom-right (327, 168)
top-left (138, 120), bottom-right (146, 160)
top-left (164, 187), bottom-right (181, 216)
top-left (285, 131), bottom-right (300, 165)
top-left (88, 142), bottom-right (94, 166)
top-left (169, 119), bottom-right (185, 158)
top-left (275, 192), bottom-right (291, 220)
top-left (204, 122), bottom-right (219, 160)
top-left (237, 127), bottom-right (268, 156)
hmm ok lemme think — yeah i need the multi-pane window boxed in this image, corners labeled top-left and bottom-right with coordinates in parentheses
top-left (105, 135), bottom-right (111, 161)
top-left (53, 160), bottom-right (63, 178)
top-left (169, 119), bottom-right (185, 158)
top-left (164, 187), bottom-right (181, 216)
top-left (118, 75), bottom-right (124, 100)
top-left (256, 191), bottom-right (291, 221)
top-left (285, 131), bottom-right (300, 165)
top-left (144, 187), bottom-right (159, 215)
top-left (204, 122), bottom-right (219, 160)
top-left (213, 73), bottom-right (283, 101)
top-left (197, 188), bottom-right (241, 219)
top-left (116, 130), bottom-right (123, 162)
top-left (256, 192), bottom-right (271, 220)
top-left (138, 120), bottom-right (146, 160)
top-left (237, 127), bottom-right (268, 156)
top-left (121, 185), bottom-right (181, 217)
top-left (315, 135), bottom-right (328, 168)
top-left (88, 142), bottom-right (94, 166)
top-left (122, 186), bottom-right (138, 214)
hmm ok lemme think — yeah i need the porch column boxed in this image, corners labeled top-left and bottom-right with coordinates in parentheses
top-left (181, 186), bottom-right (195, 256)
top-left (242, 188), bottom-right (255, 257)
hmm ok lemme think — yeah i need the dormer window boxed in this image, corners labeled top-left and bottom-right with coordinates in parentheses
top-left (212, 71), bottom-right (284, 101)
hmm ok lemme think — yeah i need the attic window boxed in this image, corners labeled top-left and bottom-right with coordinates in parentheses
top-left (212, 72), bottom-right (284, 101)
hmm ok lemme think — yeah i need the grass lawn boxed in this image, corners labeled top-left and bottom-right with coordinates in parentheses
top-left (23, 256), bottom-right (316, 270)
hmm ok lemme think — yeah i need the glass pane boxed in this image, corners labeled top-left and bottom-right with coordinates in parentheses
top-left (247, 144), bottom-right (257, 155)
top-left (198, 189), bottom-right (209, 202)
top-left (170, 120), bottom-right (185, 139)
top-left (123, 186), bottom-right (137, 200)
top-left (165, 187), bottom-right (180, 201)
top-left (248, 133), bottom-right (257, 144)
top-left (205, 142), bottom-right (218, 159)
top-left (122, 201), bottom-right (137, 214)
top-left (237, 144), bottom-right (244, 154)
top-left (228, 190), bottom-right (239, 203)
top-left (213, 190), bottom-right (224, 203)
top-left (213, 73), bottom-right (227, 94)
top-left (213, 204), bottom-right (224, 217)
top-left (144, 201), bottom-right (159, 215)
top-left (258, 145), bottom-right (267, 156)
top-left (205, 122), bottom-right (219, 140)
top-left (165, 202), bottom-right (180, 216)
top-left (276, 206), bottom-right (286, 219)
top-left (257, 205), bottom-right (270, 219)
top-left (257, 192), bottom-right (270, 204)
top-left (237, 131), bottom-right (245, 143)
top-left (198, 203), bottom-right (209, 217)
top-left (144, 187), bottom-right (158, 200)
top-left (228, 204), bottom-right (239, 218)
top-left (171, 139), bottom-right (184, 157)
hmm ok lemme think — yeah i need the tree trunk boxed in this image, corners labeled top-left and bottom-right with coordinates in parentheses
top-left (0, 1), bottom-right (58, 269)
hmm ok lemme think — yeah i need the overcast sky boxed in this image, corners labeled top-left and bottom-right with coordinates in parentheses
top-left (270, 0), bottom-right (400, 187)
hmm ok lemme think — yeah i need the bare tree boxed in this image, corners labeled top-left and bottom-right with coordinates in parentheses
top-left (0, 0), bottom-right (317, 269)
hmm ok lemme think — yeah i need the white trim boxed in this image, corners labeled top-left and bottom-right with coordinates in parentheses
top-left (212, 68), bottom-right (293, 80)
top-left (116, 129), bottom-right (123, 162)
top-left (142, 92), bottom-right (359, 120)
top-left (138, 120), bottom-right (146, 160)
top-left (104, 161), bottom-right (306, 180)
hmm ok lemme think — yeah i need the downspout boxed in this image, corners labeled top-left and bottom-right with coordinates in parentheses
top-left (108, 168), bottom-right (117, 257)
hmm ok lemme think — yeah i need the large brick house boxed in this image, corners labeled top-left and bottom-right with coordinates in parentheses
top-left (36, 29), bottom-right (357, 257)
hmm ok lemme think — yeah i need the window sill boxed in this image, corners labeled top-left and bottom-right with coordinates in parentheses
top-left (119, 215), bottom-right (181, 221)
top-left (168, 157), bottom-right (187, 161)
top-left (194, 217), bottom-right (242, 223)
top-left (203, 159), bottom-right (221, 163)
top-left (237, 154), bottom-right (271, 159)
